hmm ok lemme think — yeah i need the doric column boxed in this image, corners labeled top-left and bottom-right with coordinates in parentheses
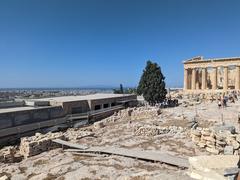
top-left (235, 66), bottom-right (240, 90)
top-left (191, 68), bottom-right (196, 90)
top-left (184, 68), bottom-right (188, 90)
top-left (224, 66), bottom-right (228, 91)
top-left (212, 67), bottom-right (217, 90)
top-left (201, 68), bottom-right (206, 90)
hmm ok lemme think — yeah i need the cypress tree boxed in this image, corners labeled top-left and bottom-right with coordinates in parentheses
top-left (137, 60), bottom-right (167, 105)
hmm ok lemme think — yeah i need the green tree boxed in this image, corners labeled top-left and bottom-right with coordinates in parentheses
top-left (113, 84), bottom-right (124, 94)
top-left (137, 60), bottom-right (167, 105)
top-left (120, 84), bottom-right (124, 94)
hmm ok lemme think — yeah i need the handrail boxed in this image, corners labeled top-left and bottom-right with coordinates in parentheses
top-left (68, 105), bottom-right (123, 118)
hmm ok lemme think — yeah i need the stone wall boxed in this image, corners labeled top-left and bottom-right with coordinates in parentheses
top-left (93, 106), bottom-right (162, 128)
top-left (191, 127), bottom-right (240, 155)
top-left (19, 132), bottom-right (66, 158)
top-left (18, 128), bottom-right (94, 158)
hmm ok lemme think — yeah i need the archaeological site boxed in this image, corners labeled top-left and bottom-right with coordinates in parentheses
top-left (1, 0), bottom-right (240, 179)
top-left (0, 56), bottom-right (240, 180)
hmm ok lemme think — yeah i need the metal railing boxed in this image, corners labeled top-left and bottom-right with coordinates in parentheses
top-left (67, 105), bottom-right (124, 119)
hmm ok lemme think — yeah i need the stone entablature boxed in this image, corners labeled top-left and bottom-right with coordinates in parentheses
top-left (183, 56), bottom-right (240, 92)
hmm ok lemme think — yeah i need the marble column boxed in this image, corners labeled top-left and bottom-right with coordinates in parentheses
top-left (191, 68), bottom-right (196, 90)
top-left (212, 67), bottom-right (217, 90)
top-left (223, 66), bottom-right (228, 91)
top-left (235, 66), bottom-right (240, 90)
top-left (201, 68), bottom-right (206, 90)
top-left (184, 68), bottom-right (188, 90)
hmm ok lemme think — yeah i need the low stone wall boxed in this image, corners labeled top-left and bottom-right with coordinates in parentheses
top-left (191, 127), bottom-right (240, 155)
top-left (19, 132), bottom-right (66, 158)
top-left (18, 128), bottom-right (94, 158)
top-left (93, 107), bottom-right (162, 129)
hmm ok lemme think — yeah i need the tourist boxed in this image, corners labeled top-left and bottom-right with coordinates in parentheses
top-left (222, 97), bottom-right (227, 108)
top-left (218, 98), bottom-right (222, 109)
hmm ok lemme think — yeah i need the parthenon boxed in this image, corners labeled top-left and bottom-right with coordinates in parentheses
top-left (183, 56), bottom-right (240, 92)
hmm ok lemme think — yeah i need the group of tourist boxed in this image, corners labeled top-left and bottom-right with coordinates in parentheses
top-left (157, 97), bottom-right (179, 108)
top-left (217, 91), bottom-right (239, 109)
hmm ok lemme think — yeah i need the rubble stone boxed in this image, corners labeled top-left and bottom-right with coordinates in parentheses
top-left (133, 124), bottom-right (184, 137)
top-left (201, 129), bottom-right (211, 136)
top-left (190, 125), bottom-right (240, 155)
top-left (94, 121), bottom-right (104, 129)
top-left (192, 136), bottom-right (201, 143)
top-left (231, 140), bottom-right (240, 150)
top-left (206, 147), bottom-right (219, 155)
top-left (191, 129), bottom-right (201, 136)
top-left (216, 140), bottom-right (226, 146)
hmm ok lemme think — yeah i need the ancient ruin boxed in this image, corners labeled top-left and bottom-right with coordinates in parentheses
top-left (183, 56), bottom-right (240, 92)
top-left (1, 91), bottom-right (240, 179)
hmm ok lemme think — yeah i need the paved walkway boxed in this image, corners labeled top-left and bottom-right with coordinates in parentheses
top-left (53, 139), bottom-right (189, 168)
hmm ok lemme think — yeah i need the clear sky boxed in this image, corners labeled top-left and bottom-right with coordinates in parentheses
top-left (0, 0), bottom-right (240, 88)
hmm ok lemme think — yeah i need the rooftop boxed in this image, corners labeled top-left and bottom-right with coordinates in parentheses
top-left (33, 93), bottom-right (134, 103)
top-left (0, 106), bottom-right (55, 114)
top-left (183, 56), bottom-right (240, 64)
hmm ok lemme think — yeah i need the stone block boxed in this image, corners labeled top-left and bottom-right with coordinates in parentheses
top-left (188, 155), bottom-right (240, 180)
top-left (216, 140), bottom-right (226, 146)
top-left (197, 142), bottom-right (206, 148)
top-left (191, 129), bottom-right (201, 137)
top-left (94, 121), bottom-right (104, 129)
top-left (206, 141), bottom-right (215, 148)
top-left (231, 140), bottom-right (240, 150)
top-left (212, 125), bottom-right (236, 134)
top-left (192, 136), bottom-right (201, 143)
top-left (201, 135), bottom-right (215, 142)
top-left (201, 129), bottom-right (211, 136)
top-left (224, 146), bottom-right (234, 155)
top-left (206, 147), bottom-right (219, 155)
top-left (215, 134), bottom-right (225, 141)
top-left (236, 135), bottom-right (240, 143)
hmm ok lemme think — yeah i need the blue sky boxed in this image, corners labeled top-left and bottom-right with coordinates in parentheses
top-left (0, 0), bottom-right (240, 88)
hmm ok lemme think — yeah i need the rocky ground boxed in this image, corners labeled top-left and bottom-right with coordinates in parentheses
top-left (1, 94), bottom-right (240, 180)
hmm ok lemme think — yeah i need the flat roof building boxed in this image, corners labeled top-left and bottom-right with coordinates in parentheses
top-left (0, 93), bottom-right (137, 143)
